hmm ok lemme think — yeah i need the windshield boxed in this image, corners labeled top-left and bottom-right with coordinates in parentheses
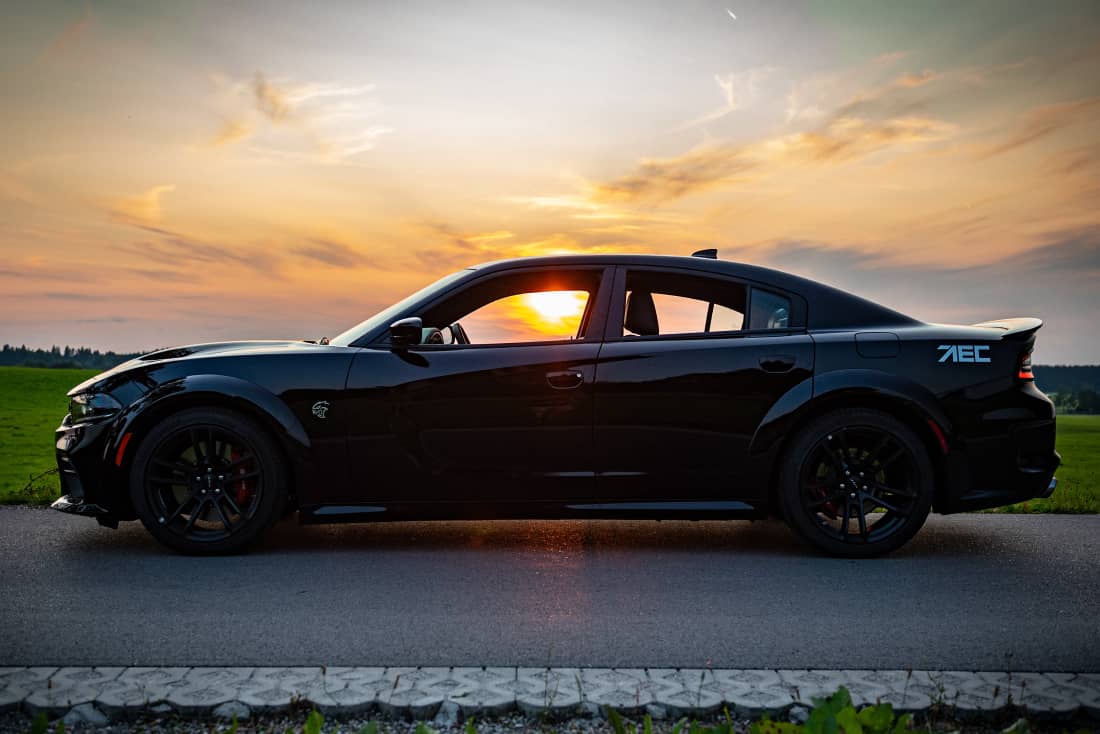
top-left (328, 270), bottom-right (472, 347)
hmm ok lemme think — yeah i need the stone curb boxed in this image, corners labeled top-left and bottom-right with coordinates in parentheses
top-left (1, 667), bottom-right (1097, 724)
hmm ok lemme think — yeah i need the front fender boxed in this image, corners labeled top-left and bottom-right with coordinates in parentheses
top-left (102, 374), bottom-right (313, 499)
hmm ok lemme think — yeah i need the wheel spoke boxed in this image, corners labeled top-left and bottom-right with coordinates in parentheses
top-left (162, 494), bottom-right (195, 526)
top-left (211, 497), bottom-right (234, 531)
top-left (148, 474), bottom-right (189, 485)
top-left (856, 504), bottom-right (869, 541)
top-left (870, 480), bottom-right (917, 499)
top-left (219, 491), bottom-right (242, 516)
top-left (834, 428), bottom-right (852, 465)
top-left (838, 500), bottom-right (849, 537)
top-left (865, 433), bottom-right (892, 465)
top-left (224, 454), bottom-right (255, 471)
top-left (182, 498), bottom-right (207, 534)
top-left (190, 430), bottom-right (205, 462)
top-left (152, 458), bottom-right (193, 474)
top-left (868, 494), bottom-right (908, 516)
top-left (876, 446), bottom-right (906, 470)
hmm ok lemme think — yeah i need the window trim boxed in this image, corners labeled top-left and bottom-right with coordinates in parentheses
top-left (603, 264), bottom-right (806, 343)
top-left (366, 264), bottom-right (615, 349)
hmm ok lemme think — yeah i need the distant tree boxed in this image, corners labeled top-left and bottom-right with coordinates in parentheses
top-left (1052, 391), bottom-right (1079, 414)
top-left (1078, 389), bottom-right (1100, 414)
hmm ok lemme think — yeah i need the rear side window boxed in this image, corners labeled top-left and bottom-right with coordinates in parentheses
top-left (749, 289), bottom-right (791, 330)
top-left (621, 270), bottom-right (746, 337)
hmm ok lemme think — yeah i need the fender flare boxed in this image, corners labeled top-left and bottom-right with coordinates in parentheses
top-left (106, 373), bottom-right (311, 480)
top-left (750, 369), bottom-right (951, 457)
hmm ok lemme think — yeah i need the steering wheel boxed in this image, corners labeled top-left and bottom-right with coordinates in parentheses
top-left (448, 321), bottom-right (470, 345)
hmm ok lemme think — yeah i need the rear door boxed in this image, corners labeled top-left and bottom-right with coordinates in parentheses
top-left (593, 266), bottom-right (813, 502)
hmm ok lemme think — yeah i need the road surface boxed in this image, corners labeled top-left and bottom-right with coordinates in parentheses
top-left (1, 507), bottom-right (1097, 670)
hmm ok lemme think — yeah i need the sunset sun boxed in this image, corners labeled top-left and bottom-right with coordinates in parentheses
top-left (521, 290), bottom-right (587, 326)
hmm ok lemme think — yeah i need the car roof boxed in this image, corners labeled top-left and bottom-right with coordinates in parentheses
top-left (473, 254), bottom-right (920, 329)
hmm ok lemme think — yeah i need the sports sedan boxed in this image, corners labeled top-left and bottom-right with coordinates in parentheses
top-left (52, 252), bottom-right (1059, 556)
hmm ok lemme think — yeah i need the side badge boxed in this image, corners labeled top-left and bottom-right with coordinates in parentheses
top-left (311, 400), bottom-right (330, 419)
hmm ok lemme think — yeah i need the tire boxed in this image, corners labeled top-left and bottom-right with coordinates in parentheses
top-left (778, 408), bottom-right (934, 558)
top-left (129, 407), bottom-right (288, 555)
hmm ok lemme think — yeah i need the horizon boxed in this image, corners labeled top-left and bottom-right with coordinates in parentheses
top-left (2, 0), bottom-right (1099, 361)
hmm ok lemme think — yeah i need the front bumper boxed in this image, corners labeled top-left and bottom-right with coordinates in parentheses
top-left (53, 414), bottom-right (127, 524)
top-left (50, 494), bottom-right (118, 527)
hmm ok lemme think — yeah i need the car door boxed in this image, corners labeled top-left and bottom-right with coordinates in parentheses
top-left (593, 266), bottom-right (813, 504)
top-left (342, 265), bottom-right (612, 505)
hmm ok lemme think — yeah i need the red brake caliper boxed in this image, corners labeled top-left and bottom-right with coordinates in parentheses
top-left (231, 448), bottom-right (253, 508)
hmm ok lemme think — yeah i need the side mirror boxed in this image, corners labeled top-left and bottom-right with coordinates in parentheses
top-left (389, 317), bottom-right (423, 347)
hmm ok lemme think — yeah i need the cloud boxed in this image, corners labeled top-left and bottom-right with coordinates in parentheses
top-left (294, 238), bottom-right (373, 268)
top-left (40, 3), bottom-right (93, 60)
top-left (591, 114), bottom-right (954, 202)
top-left (979, 96), bottom-right (1100, 158)
top-left (591, 143), bottom-right (758, 202)
top-left (206, 73), bottom-right (387, 162)
top-left (781, 115), bottom-right (955, 163)
top-left (117, 225), bottom-right (281, 277)
top-left (253, 73), bottom-right (294, 122)
top-left (208, 119), bottom-right (254, 147)
top-left (110, 185), bottom-right (175, 224)
top-left (683, 67), bottom-right (774, 128)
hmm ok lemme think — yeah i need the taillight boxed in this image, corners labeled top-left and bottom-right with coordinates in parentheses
top-left (1018, 349), bottom-right (1034, 381)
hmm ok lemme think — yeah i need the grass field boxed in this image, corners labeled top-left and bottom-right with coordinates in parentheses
top-left (0, 365), bottom-right (1097, 511)
top-left (0, 366), bottom-right (98, 504)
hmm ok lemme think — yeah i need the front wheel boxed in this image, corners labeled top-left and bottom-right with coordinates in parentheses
top-left (129, 407), bottom-right (287, 555)
top-left (778, 408), bottom-right (934, 557)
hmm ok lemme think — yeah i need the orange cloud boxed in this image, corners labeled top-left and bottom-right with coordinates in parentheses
top-left (208, 119), bottom-right (254, 147)
top-left (979, 96), bottom-right (1100, 158)
top-left (110, 185), bottom-right (176, 224)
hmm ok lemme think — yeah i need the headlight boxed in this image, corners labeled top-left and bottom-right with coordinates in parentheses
top-left (69, 392), bottom-right (123, 424)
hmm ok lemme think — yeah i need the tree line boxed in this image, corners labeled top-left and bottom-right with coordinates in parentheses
top-left (0, 344), bottom-right (143, 371)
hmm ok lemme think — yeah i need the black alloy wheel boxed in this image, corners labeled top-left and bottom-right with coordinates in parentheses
top-left (779, 408), bottom-right (934, 557)
top-left (129, 407), bottom-right (287, 554)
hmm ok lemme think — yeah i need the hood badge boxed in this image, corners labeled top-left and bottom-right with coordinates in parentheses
top-left (311, 400), bottom-right (330, 419)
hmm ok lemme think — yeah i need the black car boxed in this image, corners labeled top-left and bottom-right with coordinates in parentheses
top-left (53, 252), bottom-right (1059, 556)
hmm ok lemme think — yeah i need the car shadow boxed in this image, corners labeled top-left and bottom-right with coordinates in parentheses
top-left (66, 513), bottom-right (1008, 560)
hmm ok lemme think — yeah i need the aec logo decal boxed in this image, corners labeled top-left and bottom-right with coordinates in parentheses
top-left (937, 344), bottom-right (991, 363)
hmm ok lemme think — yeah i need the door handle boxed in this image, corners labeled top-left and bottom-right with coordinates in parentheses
top-left (759, 355), bottom-right (796, 373)
top-left (546, 370), bottom-right (584, 389)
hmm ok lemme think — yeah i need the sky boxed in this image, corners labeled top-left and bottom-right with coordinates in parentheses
top-left (1, 0), bottom-right (1098, 362)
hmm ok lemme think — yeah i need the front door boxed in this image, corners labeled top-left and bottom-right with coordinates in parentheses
top-left (343, 265), bottom-right (611, 505)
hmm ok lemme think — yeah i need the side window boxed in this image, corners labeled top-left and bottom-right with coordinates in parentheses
top-left (621, 270), bottom-right (746, 337)
top-left (460, 290), bottom-right (590, 344)
top-left (749, 289), bottom-right (791, 330)
top-left (419, 269), bottom-right (602, 345)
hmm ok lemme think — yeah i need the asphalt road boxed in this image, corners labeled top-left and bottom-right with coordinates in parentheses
top-left (1, 507), bottom-right (1098, 671)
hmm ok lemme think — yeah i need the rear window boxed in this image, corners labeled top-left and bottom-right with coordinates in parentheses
top-left (749, 289), bottom-right (791, 330)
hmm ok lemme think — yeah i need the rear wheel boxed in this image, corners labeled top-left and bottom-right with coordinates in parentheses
top-left (129, 407), bottom-right (287, 555)
top-left (778, 408), bottom-right (933, 557)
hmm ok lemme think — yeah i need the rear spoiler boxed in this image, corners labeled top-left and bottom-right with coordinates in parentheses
top-left (971, 317), bottom-right (1043, 342)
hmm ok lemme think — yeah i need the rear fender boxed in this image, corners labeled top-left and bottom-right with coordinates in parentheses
top-left (750, 370), bottom-right (953, 508)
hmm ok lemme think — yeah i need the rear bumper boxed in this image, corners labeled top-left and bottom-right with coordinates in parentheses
top-left (939, 417), bottom-right (1060, 513)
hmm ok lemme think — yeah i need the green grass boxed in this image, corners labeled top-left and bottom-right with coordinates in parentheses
top-left (0, 365), bottom-right (1097, 512)
top-left (0, 366), bottom-right (97, 504)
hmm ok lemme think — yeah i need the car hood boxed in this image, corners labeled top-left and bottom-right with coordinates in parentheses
top-left (67, 340), bottom-right (339, 396)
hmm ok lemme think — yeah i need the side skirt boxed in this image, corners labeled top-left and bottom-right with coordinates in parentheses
top-left (297, 500), bottom-right (765, 524)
